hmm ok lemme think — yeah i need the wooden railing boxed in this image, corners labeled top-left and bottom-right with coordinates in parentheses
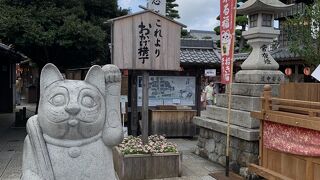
top-left (249, 85), bottom-right (320, 180)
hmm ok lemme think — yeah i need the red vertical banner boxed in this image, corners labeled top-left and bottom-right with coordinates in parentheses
top-left (220, 0), bottom-right (237, 84)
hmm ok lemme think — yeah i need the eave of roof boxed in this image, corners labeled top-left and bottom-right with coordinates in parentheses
top-left (0, 43), bottom-right (28, 63)
top-left (237, 0), bottom-right (294, 15)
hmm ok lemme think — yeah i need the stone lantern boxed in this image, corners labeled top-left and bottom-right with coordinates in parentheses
top-left (192, 0), bottom-right (294, 174)
top-left (236, 0), bottom-right (293, 83)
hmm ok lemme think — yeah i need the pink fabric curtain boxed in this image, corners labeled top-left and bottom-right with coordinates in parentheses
top-left (264, 121), bottom-right (320, 156)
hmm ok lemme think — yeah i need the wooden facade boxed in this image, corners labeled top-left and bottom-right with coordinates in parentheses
top-left (110, 10), bottom-right (185, 71)
top-left (113, 147), bottom-right (181, 180)
top-left (250, 85), bottom-right (320, 180)
top-left (148, 108), bottom-right (197, 137)
top-left (0, 43), bottom-right (26, 113)
top-left (279, 83), bottom-right (320, 102)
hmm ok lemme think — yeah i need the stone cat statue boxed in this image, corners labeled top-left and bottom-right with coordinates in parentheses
top-left (22, 63), bottom-right (123, 180)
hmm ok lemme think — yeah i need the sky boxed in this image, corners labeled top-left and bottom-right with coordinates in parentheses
top-left (118, 0), bottom-right (220, 31)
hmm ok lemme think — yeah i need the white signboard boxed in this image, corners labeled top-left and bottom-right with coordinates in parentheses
top-left (205, 69), bottom-right (216, 77)
top-left (311, 64), bottom-right (320, 81)
top-left (147, 0), bottom-right (166, 15)
top-left (120, 95), bottom-right (128, 114)
top-left (137, 76), bottom-right (196, 106)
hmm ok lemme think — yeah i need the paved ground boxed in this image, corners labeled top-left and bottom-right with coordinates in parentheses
top-left (0, 103), bottom-right (224, 180)
top-left (0, 113), bottom-right (26, 180)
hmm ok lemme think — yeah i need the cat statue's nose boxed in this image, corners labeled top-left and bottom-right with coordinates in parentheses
top-left (65, 104), bottom-right (80, 115)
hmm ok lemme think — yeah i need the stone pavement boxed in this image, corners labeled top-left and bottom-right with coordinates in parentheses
top-left (158, 139), bottom-right (224, 180)
top-left (0, 104), bottom-right (224, 180)
top-left (0, 113), bottom-right (26, 180)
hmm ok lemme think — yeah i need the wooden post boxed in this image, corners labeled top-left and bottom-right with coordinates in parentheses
top-left (260, 85), bottom-right (272, 166)
top-left (142, 71), bottom-right (149, 144)
top-left (225, 1), bottom-right (237, 176)
top-left (196, 69), bottom-right (202, 116)
top-left (225, 82), bottom-right (233, 177)
top-left (263, 85), bottom-right (272, 112)
top-left (130, 71), bottom-right (138, 136)
top-left (294, 64), bottom-right (299, 83)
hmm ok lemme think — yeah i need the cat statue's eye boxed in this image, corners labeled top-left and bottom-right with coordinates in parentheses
top-left (50, 94), bottom-right (66, 106)
top-left (81, 96), bottom-right (96, 108)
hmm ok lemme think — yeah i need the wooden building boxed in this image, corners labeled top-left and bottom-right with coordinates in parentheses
top-left (0, 43), bottom-right (27, 113)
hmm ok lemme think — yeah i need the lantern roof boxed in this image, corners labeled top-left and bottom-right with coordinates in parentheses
top-left (237, 0), bottom-right (294, 15)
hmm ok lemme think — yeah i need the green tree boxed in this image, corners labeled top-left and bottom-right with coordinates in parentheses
top-left (0, 0), bottom-right (128, 69)
top-left (166, 0), bottom-right (180, 20)
top-left (286, 0), bottom-right (320, 66)
top-left (181, 28), bottom-right (188, 37)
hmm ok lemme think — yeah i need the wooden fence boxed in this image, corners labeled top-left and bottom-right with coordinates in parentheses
top-left (250, 85), bottom-right (320, 180)
top-left (280, 83), bottom-right (320, 102)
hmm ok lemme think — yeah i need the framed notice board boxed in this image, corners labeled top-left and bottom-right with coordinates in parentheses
top-left (137, 76), bottom-right (196, 106)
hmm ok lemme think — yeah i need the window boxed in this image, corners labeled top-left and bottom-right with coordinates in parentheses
top-left (262, 14), bottom-right (273, 27)
top-left (249, 14), bottom-right (258, 27)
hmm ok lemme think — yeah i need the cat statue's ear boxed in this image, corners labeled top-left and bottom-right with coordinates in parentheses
top-left (85, 65), bottom-right (105, 96)
top-left (40, 63), bottom-right (64, 96)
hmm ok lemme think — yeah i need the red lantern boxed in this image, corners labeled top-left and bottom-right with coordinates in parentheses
top-left (304, 67), bottom-right (311, 76)
top-left (285, 68), bottom-right (292, 76)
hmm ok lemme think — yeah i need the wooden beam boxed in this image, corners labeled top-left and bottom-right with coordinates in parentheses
top-left (249, 164), bottom-right (293, 180)
top-left (264, 112), bottom-right (320, 131)
top-left (271, 97), bottom-right (320, 107)
top-left (250, 111), bottom-right (264, 119)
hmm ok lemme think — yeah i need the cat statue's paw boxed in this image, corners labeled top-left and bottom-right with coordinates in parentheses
top-left (102, 65), bottom-right (121, 83)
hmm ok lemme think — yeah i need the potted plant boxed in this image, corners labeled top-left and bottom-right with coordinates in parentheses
top-left (113, 135), bottom-right (182, 180)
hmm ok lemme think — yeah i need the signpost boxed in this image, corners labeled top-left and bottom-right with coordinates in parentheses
top-left (219, 0), bottom-right (237, 177)
top-left (108, 7), bottom-right (186, 144)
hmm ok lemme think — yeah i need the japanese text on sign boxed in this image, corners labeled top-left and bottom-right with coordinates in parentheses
top-left (138, 19), bottom-right (162, 64)
top-left (220, 0), bottom-right (236, 84)
top-left (148, 0), bottom-right (166, 15)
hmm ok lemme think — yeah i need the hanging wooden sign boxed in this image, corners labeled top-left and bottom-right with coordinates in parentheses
top-left (109, 10), bottom-right (186, 71)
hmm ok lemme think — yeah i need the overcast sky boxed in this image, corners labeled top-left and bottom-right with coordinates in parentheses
top-left (118, 0), bottom-right (220, 31)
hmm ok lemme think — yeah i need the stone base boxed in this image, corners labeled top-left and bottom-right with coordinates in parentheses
top-left (227, 83), bottom-right (280, 97)
top-left (195, 128), bottom-right (259, 173)
top-left (203, 106), bottom-right (260, 128)
top-left (193, 117), bottom-right (259, 141)
top-left (216, 94), bottom-right (261, 112)
top-left (235, 70), bottom-right (284, 84)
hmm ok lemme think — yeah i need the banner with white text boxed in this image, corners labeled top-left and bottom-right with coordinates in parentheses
top-left (220, 0), bottom-right (236, 84)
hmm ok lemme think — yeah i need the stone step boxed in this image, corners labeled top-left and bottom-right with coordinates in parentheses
top-left (226, 83), bottom-right (280, 97)
top-left (203, 106), bottom-right (259, 128)
top-left (216, 94), bottom-right (261, 112)
top-left (193, 117), bottom-right (259, 141)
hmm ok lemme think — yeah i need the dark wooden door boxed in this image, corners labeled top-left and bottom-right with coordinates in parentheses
top-left (0, 63), bottom-right (14, 113)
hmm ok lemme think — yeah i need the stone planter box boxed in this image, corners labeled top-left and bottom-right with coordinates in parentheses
top-left (113, 147), bottom-right (182, 180)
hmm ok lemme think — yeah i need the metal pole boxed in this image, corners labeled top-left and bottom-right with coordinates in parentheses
top-left (142, 71), bottom-right (149, 144)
